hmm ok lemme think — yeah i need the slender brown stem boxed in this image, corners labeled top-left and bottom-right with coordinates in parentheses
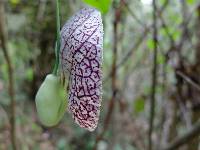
top-left (122, 0), bottom-right (144, 26)
top-left (148, 0), bottom-right (158, 150)
top-left (0, 2), bottom-right (17, 150)
top-left (176, 71), bottom-right (200, 91)
top-left (103, 0), bottom-right (169, 83)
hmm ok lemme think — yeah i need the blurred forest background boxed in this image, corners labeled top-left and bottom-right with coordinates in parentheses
top-left (0, 0), bottom-right (200, 150)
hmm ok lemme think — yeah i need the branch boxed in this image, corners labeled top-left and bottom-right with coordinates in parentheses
top-left (119, 0), bottom-right (169, 68)
top-left (103, 0), bottom-right (170, 83)
top-left (158, 12), bottom-right (174, 45)
top-left (163, 120), bottom-right (200, 150)
top-left (0, 1), bottom-right (17, 150)
top-left (176, 71), bottom-right (200, 91)
top-left (122, 0), bottom-right (145, 26)
top-left (148, 0), bottom-right (158, 149)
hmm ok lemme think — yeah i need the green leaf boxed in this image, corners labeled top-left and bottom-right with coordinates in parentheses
top-left (171, 30), bottom-right (181, 41)
top-left (186, 0), bottom-right (195, 5)
top-left (57, 138), bottom-right (67, 150)
top-left (25, 68), bottom-right (34, 81)
top-left (10, 0), bottom-right (20, 5)
top-left (82, 0), bottom-right (112, 14)
top-left (147, 39), bottom-right (154, 50)
top-left (134, 97), bottom-right (145, 113)
top-left (157, 53), bottom-right (165, 65)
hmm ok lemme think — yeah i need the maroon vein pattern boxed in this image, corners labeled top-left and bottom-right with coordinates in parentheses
top-left (60, 8), bottom-right (103, 131)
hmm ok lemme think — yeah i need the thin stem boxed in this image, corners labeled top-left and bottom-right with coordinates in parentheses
top-left (53, 0), bottom-right (61, 75)
top-left (148, 0), bottom-right (158, 150)
top-left (103, 0), bottom-right (169, 83)
top-left (0, 1), bottom-right (17, 150)
top-left (176, 71), bottom-right (200, 91)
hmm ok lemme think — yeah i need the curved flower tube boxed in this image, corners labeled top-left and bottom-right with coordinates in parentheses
top-left (60, 7), bottom-right (103, 131)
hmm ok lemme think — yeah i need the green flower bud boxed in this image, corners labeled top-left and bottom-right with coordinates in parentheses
top-left (35, 74), bottom-right (67, 127)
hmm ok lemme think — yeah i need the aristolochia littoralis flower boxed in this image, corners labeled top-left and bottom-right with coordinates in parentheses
top-left (60, 7), bottom-right (103, 131)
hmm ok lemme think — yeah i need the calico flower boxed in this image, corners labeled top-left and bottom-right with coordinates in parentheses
top-left (60, 7), bottom-right (103, 131)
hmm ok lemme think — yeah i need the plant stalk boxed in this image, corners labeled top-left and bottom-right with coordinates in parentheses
top-left (53, 0), bottom-right (61, 75)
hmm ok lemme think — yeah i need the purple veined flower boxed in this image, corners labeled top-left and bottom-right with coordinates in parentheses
top-left (60, 7), bottom-right (103, 131)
